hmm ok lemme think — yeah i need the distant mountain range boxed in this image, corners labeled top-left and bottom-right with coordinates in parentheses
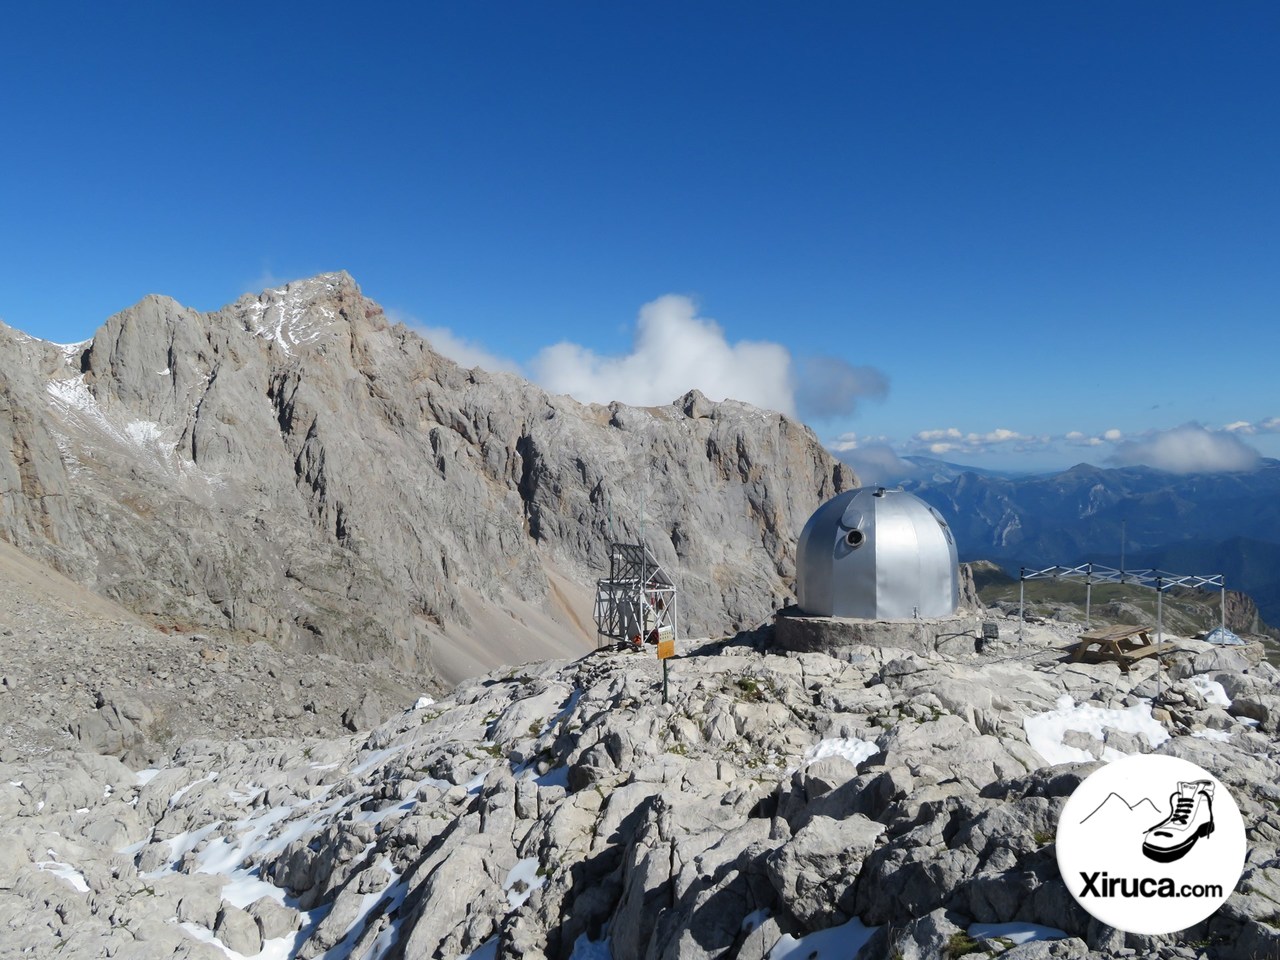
top-left (880, 456), bottom-right (1280, 624)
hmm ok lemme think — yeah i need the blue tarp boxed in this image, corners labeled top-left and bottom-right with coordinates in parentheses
top-left (1204, 626), bottom-right (1245, 646)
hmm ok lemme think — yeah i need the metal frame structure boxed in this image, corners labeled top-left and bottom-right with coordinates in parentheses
top-left (1017, 562), bottom-right (1225, 643)
top-left (593, 542), bottom-right (679, 649)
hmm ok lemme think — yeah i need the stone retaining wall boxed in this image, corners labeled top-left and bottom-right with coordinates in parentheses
top-left (774, 609), bottom-right (984, 658)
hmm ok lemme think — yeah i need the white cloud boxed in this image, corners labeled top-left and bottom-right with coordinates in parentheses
top-left (245, 266), bottom-right (289, 295)
top-left (834, 442), bottom-right (913, 486)
top-left (1108, 423), bottom-right (1261, 473)
top-left (915, 428), bottom-right (963, 442)
top-left (965, 428), bottom-right (1032, 444)
top-left (388, 309), bottom-right (523, 374)
top-left (418, 324), bottom-right (524, 374)
top-left (1065, 431), bottom-right (1105, 447)
top-left (829, 431), bottom-right (860, 453)
top-left (1103, 428), bottom-right (1123, 441)
top-left (392, 295), bottom-right (887, 419)
top-left (1223, 416), bottom-right (1280, 435)
top-left (532, 295), bottom-right (798, 416)
top-left (828, 431), bottom-right (892, 453)
top-left (907, 426), bottom-right (1044, 457)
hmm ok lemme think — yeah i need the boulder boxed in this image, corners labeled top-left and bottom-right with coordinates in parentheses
top-left (766, 814), bottom-right (884, 927)
top-left (248, 896), bottom-right (301, 940)
top-left (342, 690), bottom-right (384, 732)
top-left (215, 902), bottom-right (263, 956)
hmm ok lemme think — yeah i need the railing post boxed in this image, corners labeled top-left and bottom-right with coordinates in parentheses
top-left (1156, 577), bottom-right (1164, 704)
top-left (1085, 563), bottom-right (1092, 629)
top-left (1019, 569), bottom-right (1026, 639)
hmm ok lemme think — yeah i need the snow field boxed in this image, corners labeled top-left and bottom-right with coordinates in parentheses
top-left (1023, 695), bottom-right (1170, 766)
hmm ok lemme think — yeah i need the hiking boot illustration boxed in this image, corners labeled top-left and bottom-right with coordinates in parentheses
top-left (1143, 780), bottom-right (1215, 863)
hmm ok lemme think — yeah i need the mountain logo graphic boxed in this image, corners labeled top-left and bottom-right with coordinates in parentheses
top-left (1079, 792), bottom-right (1162, 826)
top-left (1056, 754), bottom-right (1245, 936)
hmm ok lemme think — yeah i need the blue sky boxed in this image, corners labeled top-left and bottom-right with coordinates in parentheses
top-left (3, 2), bottom-right (1277, 474)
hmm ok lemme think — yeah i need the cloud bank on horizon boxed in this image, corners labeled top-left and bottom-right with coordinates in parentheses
top-left (415, 294), bottom-right (888, 422)
top-left (835, 418), bottom-right (1280, 480)
top-left (1110, 423), bottom-right (1261, 473)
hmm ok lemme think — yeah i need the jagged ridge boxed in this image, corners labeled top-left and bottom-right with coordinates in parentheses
top-left (0, 273), bottom-right (854, 681)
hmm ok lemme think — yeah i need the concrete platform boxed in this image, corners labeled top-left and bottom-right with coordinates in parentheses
top-left (774, 607), bottom-right (983, 658)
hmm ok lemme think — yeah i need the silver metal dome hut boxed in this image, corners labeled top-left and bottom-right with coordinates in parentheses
top-left (796, 487), bottom-right (959, 619)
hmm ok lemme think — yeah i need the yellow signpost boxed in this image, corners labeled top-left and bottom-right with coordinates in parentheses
top-left (656, 628), bottom-right (674, 703)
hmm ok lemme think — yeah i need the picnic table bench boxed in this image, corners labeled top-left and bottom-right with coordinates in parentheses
top-left (1070, 624), bottom-right (1174, 671)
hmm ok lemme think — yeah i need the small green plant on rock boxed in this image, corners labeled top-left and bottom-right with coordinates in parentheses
top-left (944, 932), bottom-right (987, 958)
top-left (1033, 830), bottom-right (1055, 846)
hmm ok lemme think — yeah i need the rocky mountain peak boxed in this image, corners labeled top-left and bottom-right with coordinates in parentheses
top-left (230, 270), bottom-right (374, 357)
top-left (1, 273), bottom-right (854, 683)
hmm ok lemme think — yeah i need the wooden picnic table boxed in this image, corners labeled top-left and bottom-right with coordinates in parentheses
top-left (1071, 624), bottom-right (1174, 671)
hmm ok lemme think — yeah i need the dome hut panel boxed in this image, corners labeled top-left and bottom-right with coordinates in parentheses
top-left (796, 487), bottom-right (959, 619)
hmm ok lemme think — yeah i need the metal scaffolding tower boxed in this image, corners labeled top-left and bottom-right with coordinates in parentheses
top-left (593, 542), bottom-right (679, 648)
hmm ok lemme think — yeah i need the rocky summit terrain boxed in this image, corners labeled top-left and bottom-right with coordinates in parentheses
top-left (3, 607), bottom-right (1280, 960)
top-left (0, 536), bottom-right (426, 768)
top-left (0, 272), bottom-right (852, 684)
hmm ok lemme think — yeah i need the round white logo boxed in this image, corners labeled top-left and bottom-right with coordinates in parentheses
top-left (1056, 754), bottom-right (1246, 936)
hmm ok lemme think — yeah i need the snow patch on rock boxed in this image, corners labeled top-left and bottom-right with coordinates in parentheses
top-left (1189, 675), bottom-right (1231, 707)
top-left (1023, 694), bottom-right (1170, 766)
top-left (799, 737), bottom-right (879, 770)
top-left (969, 921), bottom-right (1068, 945)
top-left (771, 916), bottom-right (878, 959)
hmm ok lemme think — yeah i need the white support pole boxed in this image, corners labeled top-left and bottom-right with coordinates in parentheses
top-left (1019, 571), bottom-right (1026, 639)
top-left (1156, 578), bottom-right (1164, 703)
top-left (1221, 585), bottom-right (1227, 633)
top-left (1085, 564), bottom-right (1092, 629)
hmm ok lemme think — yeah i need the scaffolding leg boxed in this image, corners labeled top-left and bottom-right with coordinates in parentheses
top-left (1156, 583), bottom-right (1164, 704)
top-left (662, 658), bottom-right (669, 705)
top-left (1157, 583), bottom-right (1163, 645)
top-left (1018, 575), bottom-right (1025, 639)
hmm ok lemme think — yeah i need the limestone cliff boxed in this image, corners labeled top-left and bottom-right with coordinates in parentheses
top-left (0, 273), bottom-right (854, 680)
